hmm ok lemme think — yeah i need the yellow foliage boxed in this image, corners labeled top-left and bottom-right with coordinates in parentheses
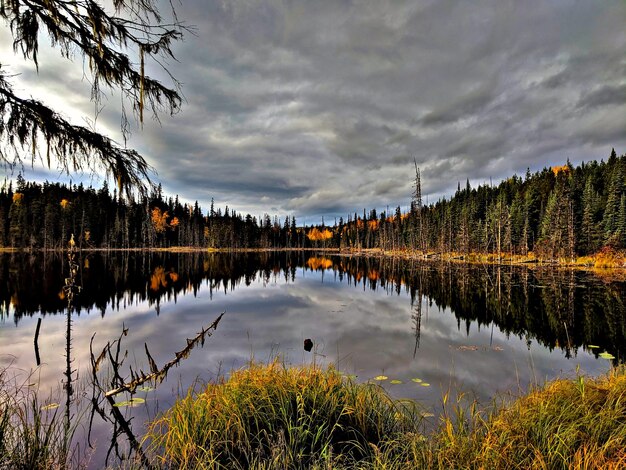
top-left (552, 165), bottom-right (569, 175)
top-left (594, 247), bottom-right (625, 268)
top-left (150, 266), bottom-right (168, 291)
top-left (60, 198), bottom-right (70, 209)
top-left (151, 207), bottom-right (169, 233)
top-left (12, 193), bottom-right (23, 204)
top-left (307, 227), bottom-right (333, 241)
top-left (306, 257), bottom-right (333, 270)
top-left (170, 217), bottom-right (180, 228)
top-left (367, 220), bottom-right (378, 231)
top-left (169, 271), bottom-right (179, 282)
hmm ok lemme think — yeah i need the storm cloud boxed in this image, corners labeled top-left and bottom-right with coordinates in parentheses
top-left (1, 0), bottom-right (625, 221)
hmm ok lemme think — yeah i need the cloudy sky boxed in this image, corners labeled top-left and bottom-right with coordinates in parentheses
top-left (1, 0), bottom-right (625, 223)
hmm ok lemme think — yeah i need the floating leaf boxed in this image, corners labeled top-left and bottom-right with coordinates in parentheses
top-left (421, 412), bottom-right (435, 418)
top-left (420, 383), bottom-right (430, 387)
top-left (342, 374), bottom-right (358, 380)
top-left (113, 397), bottom-right (146, 408)
top-left (390, 379), bottom-right (403, 384)
top-left (41, 403), bottom-right (59, 411)
top-left (373, 375), bottom-right (388, 381)
top-left (587, 345), bottom-right (600, 349)
top-left (137, 386), bottom-right (155, 392)
top-left (411, 378), bottom-right (423, 383)
top-left (599, 352), bottom-right (615, 360)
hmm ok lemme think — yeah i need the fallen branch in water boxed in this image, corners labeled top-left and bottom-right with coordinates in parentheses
top-left (88, 312), bottom-right (225, 466)
top-left (101, 312), bottom-right (225, 398)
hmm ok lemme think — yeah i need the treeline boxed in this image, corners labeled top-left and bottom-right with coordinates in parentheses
top-left (310, 148), bottom-right (626, 259)
top-left (0, 175), bottom-right (305, 249)
top-left (1, 149), bottom-right (625, 257)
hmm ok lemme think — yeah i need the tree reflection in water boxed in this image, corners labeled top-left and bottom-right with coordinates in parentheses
top-left (1, 251), bottom-right (625, 361)
top-left (0, 250), bottom-right (624, 466)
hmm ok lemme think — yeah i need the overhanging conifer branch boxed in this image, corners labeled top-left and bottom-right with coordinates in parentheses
top-left (0, 0), bottom-right (187, 194)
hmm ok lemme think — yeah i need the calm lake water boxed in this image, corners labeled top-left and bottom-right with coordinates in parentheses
top-left (0, 251), bottom-right (623, 467)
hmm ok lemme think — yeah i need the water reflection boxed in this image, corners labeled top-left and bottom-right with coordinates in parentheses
top-left (0, 251), bottom-right (622, 466)
top-left (2, 251), bottom-right (624, 361)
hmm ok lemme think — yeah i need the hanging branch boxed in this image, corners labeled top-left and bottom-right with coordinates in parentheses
top-left (1, 0), bottom-right (189, 196)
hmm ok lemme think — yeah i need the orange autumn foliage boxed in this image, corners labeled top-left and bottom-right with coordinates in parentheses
top-left (552, 165), bottom-right (570, 176)
top-left (307, 227), bottom-right (333, 241)
top-left (60, 198), bottom-right (70, 209)
top-left (306, 257), bottom-right (333, 270)
top-left (12, 193), bottom-right (23, 204)
top-left (150, 266), bottom-right (168, 291)
top-left (151, 207), bottom-right (169, 233)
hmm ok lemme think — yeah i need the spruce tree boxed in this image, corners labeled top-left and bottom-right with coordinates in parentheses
top-left (603, 159), bottom-right (625, 245)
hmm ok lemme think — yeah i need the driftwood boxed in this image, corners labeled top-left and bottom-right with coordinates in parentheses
top-left (102, 312), bottom-right (225, 398)
top-left (88, 312), bottom-right (225, 467)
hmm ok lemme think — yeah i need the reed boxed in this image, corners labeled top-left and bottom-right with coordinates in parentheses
top-left (0, 367), bottom-right (78, 469)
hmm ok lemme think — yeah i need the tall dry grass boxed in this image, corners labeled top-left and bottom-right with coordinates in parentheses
top-left (145, 360), bottom-right (424, 469)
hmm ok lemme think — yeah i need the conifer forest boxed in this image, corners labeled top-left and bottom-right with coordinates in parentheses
top-left (2, 149), bottom-right (624, 258)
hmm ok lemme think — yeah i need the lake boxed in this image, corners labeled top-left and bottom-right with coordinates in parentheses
top-left (0, 251), bottom-right (622, 467)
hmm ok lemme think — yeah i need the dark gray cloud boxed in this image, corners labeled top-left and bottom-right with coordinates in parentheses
top-left (2, 0), bottom-right (626, 221)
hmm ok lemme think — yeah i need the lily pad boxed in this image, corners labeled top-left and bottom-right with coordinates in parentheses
top-left (41, 403), bottom-right (59, 411)
top-left (113, 397), bottom-right (146, 408)
top-left (411, 378), bottom-right (423, 383)
top-left (420, 383), bottom-right (430, 387)
top-left (137, 386), bottom-right (155, 392)
top-left (390, 379), bottom-right (403, 384)
top-left (373, 375), bottom-right (388, 381)
top-left (599, 352), bottom-right (615, 360)
top-left (587, 345), bottom-right (600, 349)
top-left (421, 412), bottom-right (435, 418)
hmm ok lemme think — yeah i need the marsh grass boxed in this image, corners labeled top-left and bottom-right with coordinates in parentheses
top-left (145, 364), bottom-right (626, 469)
top-left (0, 366), bottom-right (82, 469)
top-left (425, 366), bottom-right (626, 469)
top-left (145, 360), bottom-right (425, 469)
top-left (3, 361), bottom-right (626, 469)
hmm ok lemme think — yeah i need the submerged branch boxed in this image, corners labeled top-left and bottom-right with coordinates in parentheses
top-left (103, 312), bottom-right (224, 397)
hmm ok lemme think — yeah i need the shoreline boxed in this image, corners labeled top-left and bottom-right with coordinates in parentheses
top-left (1, 245), bottom-right (625, 271)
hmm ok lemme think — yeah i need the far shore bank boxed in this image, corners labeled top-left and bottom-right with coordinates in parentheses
top-left (1, 245), bottom-right (625, 271)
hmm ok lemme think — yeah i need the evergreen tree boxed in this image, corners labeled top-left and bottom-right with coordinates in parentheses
top-left (581, 177), bottom-right (601, 254)
top-left (603, 159), bottom-right (625, 245)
